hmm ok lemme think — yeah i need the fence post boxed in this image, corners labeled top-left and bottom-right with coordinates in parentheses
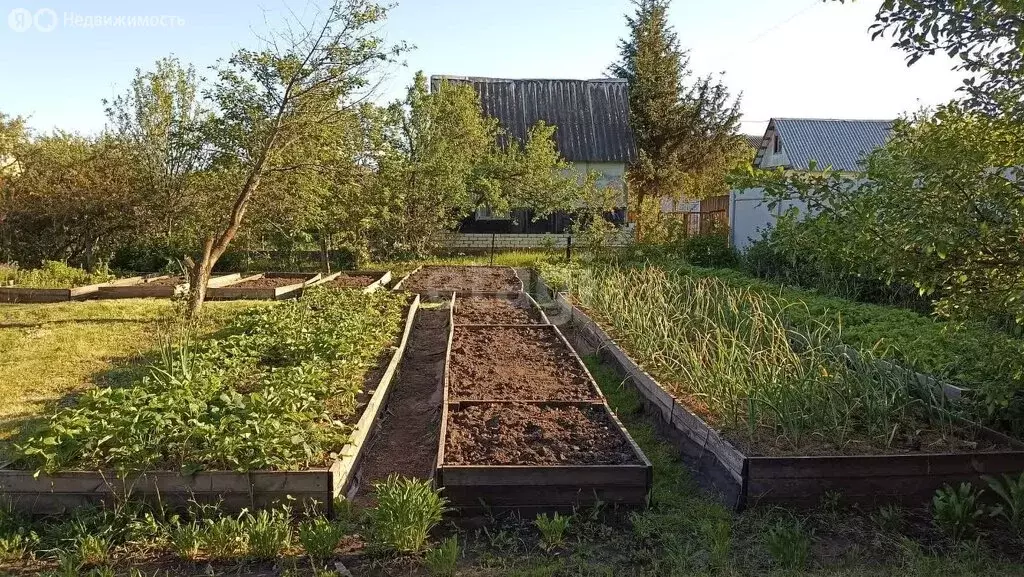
top-left (566, 235), bottom-right (572, 261)
top-left (490, 233), bottom-right (496, 266)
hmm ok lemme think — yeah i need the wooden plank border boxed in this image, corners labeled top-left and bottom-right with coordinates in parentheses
top-left (314, 270), bottom-right (393, 294)
top-left (393, 265), bottom-right (524, 295)
top-left (436, 291), bottom-right (652, 510)
top-left (97, 274), bottom-right (242, 300)
top-left (0, 294), bottom-right (421, 517)
top-left (206, 272), bottom-right (321, 301)
top-left (331, 293), bottom-right (420, 500)
top-left (0, 276), bottom-right (145, 304)
top-left (545, 278), bottom-right (1024, 511)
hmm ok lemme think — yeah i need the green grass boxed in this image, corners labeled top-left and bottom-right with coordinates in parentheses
top-left (0, 356), bottom-right (1021, 575)
top-left (373, 249), bottom-right (565, 277)
top-left (0, 298), bottom-right (262, 460)
top-left (13, 288), bottom-right (408, 472)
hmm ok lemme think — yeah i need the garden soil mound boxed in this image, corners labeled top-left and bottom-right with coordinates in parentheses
top-left (453, 295), bottom-right (541, 325)
top-left (445, 403), bottom-right (640, 465)
top-left (450, 327), bottom-right (598, 400)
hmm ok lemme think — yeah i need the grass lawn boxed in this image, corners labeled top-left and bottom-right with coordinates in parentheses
top-left (0, 298), bottom-right (265, 461)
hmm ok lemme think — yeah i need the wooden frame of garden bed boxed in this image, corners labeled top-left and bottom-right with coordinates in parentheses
top-left (392, 265), bottom-right (524, 294)
top-left (452, 291), bottom-right (551, 326)
top-left (96, 273), bottom-right (242, 299)
top-left (205, 272), bottom-right (322, 300)
top-left (315, 270), bottom-right (392, 293)
top-left (0, 294), bottom-right (420, 516)
top-left (435, 299), bottom-right (652, 510)
top-left (0, 276), bottom-right (144, 303)
top-left (557, 294), bottom-right (1024, 511)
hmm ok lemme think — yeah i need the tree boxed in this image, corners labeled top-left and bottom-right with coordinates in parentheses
top-left (0, 132), bottom-right (141, 266)
top-left (740, 104), bottom-right (1024, 327)
top-left (610, 0), bottom-right (743, 241)
top-left (184, 0), bottom-right (406, 317)
top-left (104, 57), bottom-right (207, 243)
top-left (837, 0), bottom-right (1024, 117)
top-left (367, 73), bottom-right (595, 258)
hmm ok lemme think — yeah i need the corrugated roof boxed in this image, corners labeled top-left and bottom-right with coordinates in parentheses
top-left (756, 118), bottom-right (894, 171)
top-left (744, 134), bottom-right (763, 149)
top-left (430, 75), bottom-right (637, 163)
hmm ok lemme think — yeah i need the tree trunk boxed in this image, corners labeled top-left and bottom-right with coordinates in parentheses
top-left (185, 237), bottom-right (215, 319)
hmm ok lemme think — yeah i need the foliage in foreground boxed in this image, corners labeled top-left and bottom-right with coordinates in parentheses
top-left (555, 264), bottom-right (966, 454)
top-left (16, 288), bottom-right (406, 472)
top-left (0, 366), bottom-right (1022, 575)
top-left (0, 261), bottom-right (114, 289)
top-left (367, 475), bottom-right (446, 553)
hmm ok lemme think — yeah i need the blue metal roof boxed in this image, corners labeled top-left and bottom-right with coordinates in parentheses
top-left (757, 118), bottom-right (894, 172)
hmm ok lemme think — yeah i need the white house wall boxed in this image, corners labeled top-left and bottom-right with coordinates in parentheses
top-left (729, 187), bottom-right (811, 251)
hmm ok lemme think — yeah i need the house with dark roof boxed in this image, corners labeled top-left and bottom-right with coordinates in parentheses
top-left (731, 118), bottom-right (894, 250)
top-left (430, 76), bottom-right (636, 234)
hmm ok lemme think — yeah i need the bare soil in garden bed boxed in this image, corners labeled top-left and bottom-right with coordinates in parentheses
top-left (230, 276), bottom-right (308, 289)
top-left (355, 303), bottom-right (449, 504)
top-left (445, 403), bottom-right (641, 465)
top-left (403, 266), bottom-right (520, 292)
top-left (450, 326), bottom-right (599, 401)
top-left (453, 294), bottom-right (542, 325)
top-left (323, 274), bottom-right (380, 289)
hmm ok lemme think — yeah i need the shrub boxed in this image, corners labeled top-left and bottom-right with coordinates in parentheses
top-left (932, 483), bottom-right (986, 542)
top-left (368, 475), bottom-right (446, 554)
top-left (681, 233), bottom-right (736, 268)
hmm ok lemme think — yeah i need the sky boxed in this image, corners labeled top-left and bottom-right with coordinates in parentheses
top-left (0, 0), bottom-right (965, 137)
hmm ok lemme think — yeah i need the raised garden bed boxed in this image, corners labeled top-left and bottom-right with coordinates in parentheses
top-left (436, 300), bottom-right (651, 510)
top-left (395, 265), bottom-right (523, 293)
top-left (448, 325), bottom-right (602, 402)
top-left (0, 293), bottom-right (420, 515)
top-left (452, 292), bottom-right (548, 325)
top-left (557, 293), bottom-right (1024, 510)
top-left (317, 270), bottom-right (392, 293)
top-left (0, 276), bottom-right (144, 303)
top-left (206, 272), bottom-right (322, 300)
top-left (96, 274), bottom-right (241, 299)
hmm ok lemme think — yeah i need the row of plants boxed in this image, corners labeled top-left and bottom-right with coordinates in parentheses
top-left (13, 287), bottom-right (407, 472)
top-left (0, 261), bottom-right (116, 289)
top-left (688, 265), bottom-right (1024, 438)
top-left (549, 252), bottom-right (1024, 438)
top-left (543, 264), bottom-right (987, 455)
top-left (0, 475), bottom-right (450, 577)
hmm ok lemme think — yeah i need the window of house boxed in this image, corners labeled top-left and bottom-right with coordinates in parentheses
top-left (475, 205), bottom-right (510, 220)
top-left (773, 134), bottom-right (782, 154)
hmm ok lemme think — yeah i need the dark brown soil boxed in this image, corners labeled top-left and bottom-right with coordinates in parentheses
top-left (144, 276), bottom-right (185, 286)
top-left (323, 274), bottom-right (380, 289)
top-left (445, 403), bottom-right (640, 465)
top-left (354, 304), bottom-right (448, 505)
top-left (449, 326), bottom-right (598, 401)
top-left (231, 276), bottom-right (308, 289)
top-left (453, 295), bottom-right (542, 325)
top-left (403, 266), bottom-right (521, 292)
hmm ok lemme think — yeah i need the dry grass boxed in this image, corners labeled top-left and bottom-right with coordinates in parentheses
top-left (0, 298), bottom-right (267, 460)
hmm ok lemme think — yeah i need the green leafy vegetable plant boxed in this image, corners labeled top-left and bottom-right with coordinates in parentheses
top-left (368, 475), bottom-right (446, 554)
top-left (933, 483), bottom-right (986, 542)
